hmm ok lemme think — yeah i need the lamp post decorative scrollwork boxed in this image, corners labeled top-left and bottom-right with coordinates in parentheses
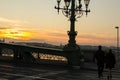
top-left (55, 0), bottom-right (90, 66)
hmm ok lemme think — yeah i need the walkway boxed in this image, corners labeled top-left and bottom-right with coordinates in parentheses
top-left (0, 61), bottom-right (120, 80)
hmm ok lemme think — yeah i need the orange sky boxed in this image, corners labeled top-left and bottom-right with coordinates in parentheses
top-left (0, 0), bottom-right (120, 46)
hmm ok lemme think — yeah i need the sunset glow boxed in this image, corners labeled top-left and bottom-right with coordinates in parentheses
top-left (1, 29), bottom-right (32, 40)
top-left (0, 0), bottom-right (120, 46)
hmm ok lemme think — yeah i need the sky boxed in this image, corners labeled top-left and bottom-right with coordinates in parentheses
top-left (0, 0), bottom-right (120, 46)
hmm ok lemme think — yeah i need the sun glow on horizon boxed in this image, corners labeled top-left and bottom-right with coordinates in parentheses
top-left (1, 29), bottom-right (33, 40)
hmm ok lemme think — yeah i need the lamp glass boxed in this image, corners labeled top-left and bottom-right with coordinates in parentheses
top-left (57, 0), bottom-right (61, 3)
top-left (64, 0), bottom-right (71, 7)
top-left (115, 26), bottom-right (119, 29)
top-left (84, 0), bottom-right (90, 6)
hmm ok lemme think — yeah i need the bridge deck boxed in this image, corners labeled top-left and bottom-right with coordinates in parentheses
top-left (0, 42), bottom-right (65, 56)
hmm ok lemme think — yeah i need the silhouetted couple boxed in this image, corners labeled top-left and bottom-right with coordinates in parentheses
top-left (93, 45), bottom-right (116, 79)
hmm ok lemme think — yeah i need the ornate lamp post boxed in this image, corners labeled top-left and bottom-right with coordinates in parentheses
top-left (55, 0), bottom-right (90, 66)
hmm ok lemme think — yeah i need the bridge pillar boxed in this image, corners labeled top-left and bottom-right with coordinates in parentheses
top-left (37, 53), bottom-right (40, 59)
top-left (64, 47), bottom-right (81, 67)
top-left (18, 51), bottom-right (23, 60)
top-left (13, 49), bottom-right (19, 61)
top-left (23, 52), bottom-right (35, 63)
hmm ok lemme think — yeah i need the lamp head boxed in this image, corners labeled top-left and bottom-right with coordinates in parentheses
top-left (57, 0), bottom-right (61, 3)
top-left (64, 0), bottom-right (71, 8)
top-left (84, 0), bottom-right (90, 8)
top-left (115, 26), bottom-right (119, 29)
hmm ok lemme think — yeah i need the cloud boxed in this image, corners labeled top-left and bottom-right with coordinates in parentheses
top-left (30, 30), bottom-right (115, 46)
top-left (47, 31), bottom-right (66, 37)
top-left (9, 32), bottom-right (19, 34)
top-left (0, 17), bottom-right (19, 23)
top-left (0, 27), bottom-right (11, 29)
top-left (77, 33), bottom-right (115, 46)
top-left (0, 17), bottom-right (29, 29)
top-left (0, 17), bottom-right (28, 24)
top-left (78, 33), bottom-right (114, 40)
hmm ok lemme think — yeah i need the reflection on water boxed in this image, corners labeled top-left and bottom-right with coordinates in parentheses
top-left (2, 53), bottom-right (67, 61)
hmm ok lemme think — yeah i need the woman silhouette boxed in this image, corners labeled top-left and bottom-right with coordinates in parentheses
top-left (105, 49), bottom-right (116, 80)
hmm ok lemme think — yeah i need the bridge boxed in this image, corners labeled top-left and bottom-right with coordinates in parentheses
top-left (0, 42), bottom-right (83, 67)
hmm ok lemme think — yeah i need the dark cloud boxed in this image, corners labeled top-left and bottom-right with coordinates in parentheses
top-left (0, 27), bottom-right (11, 29)
top-left (27, 39), bottom-right (46, 42)
top-left (10, 32), bottom-right (19, 34)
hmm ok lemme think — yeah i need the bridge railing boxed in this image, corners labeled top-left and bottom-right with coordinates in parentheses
top-left (0, 42), bottom-right (68, 65)
top-left (1, 42), bottom-right (94, 67)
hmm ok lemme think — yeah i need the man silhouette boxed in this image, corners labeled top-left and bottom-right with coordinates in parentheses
top-left (93, 45), bottom-right (105, 78)
top-left (105, 49), bottom-right (116, 79)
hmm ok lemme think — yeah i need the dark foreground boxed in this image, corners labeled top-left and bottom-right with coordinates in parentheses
top-left (0, 61), bottom-right (120, 80)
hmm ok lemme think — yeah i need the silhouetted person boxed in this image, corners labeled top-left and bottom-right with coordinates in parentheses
top-left (105, 49), bottom-right (116, 80)
top-left (93, 45), bottom-right (105, 78)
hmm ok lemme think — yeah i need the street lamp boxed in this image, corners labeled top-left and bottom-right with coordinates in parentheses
top-left (64, 0), bottom-right (71, 8)
top-left (84, 0), bottom-right (90, 15)
top-left (84, 0), bottom-right (90, 8)
top-left (56, 0), bottom-right (61, 13)
top-left (55, 0), bottom-right (90, 66)
top-left (115, 26), bottom-right (119, 54)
